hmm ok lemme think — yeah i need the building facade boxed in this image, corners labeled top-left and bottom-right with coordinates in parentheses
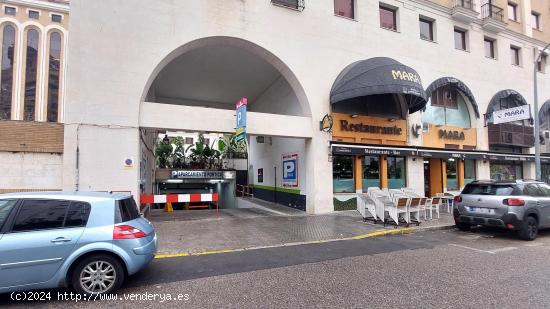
top-left (0, 0), bottom-right (68, 193)
top-left (61, 0), bottom-right (550, 214)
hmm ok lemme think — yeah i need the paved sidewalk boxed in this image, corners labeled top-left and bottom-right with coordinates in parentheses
top-left (149, 205), bottom-right (455, 255)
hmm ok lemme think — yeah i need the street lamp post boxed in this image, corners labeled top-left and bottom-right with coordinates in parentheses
top-left (533, 43), bottom-right (550, 181)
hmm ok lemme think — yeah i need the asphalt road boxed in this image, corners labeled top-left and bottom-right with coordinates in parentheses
top-left (3, 227), bottom-right (550, 308)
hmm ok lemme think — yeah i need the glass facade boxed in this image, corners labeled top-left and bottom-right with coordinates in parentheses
top-left (362, 156), bottom-right (380, 191)
top-left (542, 164), bottom-right (550, 184)
top-left (446, 159), bottom-right (458, 190)
top-left (422, 90), bottom-right (471, 128)
top-left (47, 32), bottom-right (61, 122)
top-left (387, 156), bottom-right (405, 189)
top-left (0, 25), bottom-right (15, 120)
top-left (24, 29), bottom-right (39, 121)
top-left (333, 156), bottom-right (354, 193)
top-left (464, 159), bottom-right (476, 185)
top-left (490, 163), bottom-right (523, 181)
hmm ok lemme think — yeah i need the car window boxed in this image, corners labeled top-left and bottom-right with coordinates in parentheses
top-left (523, 184), bottom-right (543, 197)
top-left (64, 202), bottom-right (91, 228)
top-left (0, 200), bottom-right (17, 231)
top-left (12, 199), bottom-right (70, 232)
top-left (462, 184), bottom-right (518, 196)
top-left (536, 183), bottom-right (550, 197)
top-left (115, 198), bottom-right (140, 223)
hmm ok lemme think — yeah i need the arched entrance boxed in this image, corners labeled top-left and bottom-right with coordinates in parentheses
top-left (421, 77), bottom-right (479, 196)
top-left (138, 36), bottom-right (314, 212)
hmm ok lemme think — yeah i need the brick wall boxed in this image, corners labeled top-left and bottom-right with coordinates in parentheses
top-left (0, 120), bottom-right (64, 153)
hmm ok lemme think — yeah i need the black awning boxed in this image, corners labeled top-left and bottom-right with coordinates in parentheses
top-left (539, 100), bottom-right (550, 124)
top-left (330, 57), bottom-right (427, 114)
top-left (424, 77), bottom-right (480, 118)
top-left (487, 89), bottom-right (528, 115)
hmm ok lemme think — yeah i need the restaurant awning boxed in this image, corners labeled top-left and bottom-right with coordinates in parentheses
top-left (330, 57), bottom-right (427, 114)
top-left (424, 77), bottom-right (480, 118)
top-left (487, 89), bottom-right (528, 115)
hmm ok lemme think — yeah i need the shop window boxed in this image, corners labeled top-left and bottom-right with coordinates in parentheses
top-left (334, 0), bottom-right (354, 19)
top-left (333, 156), bottom-right (354, 193)
top-left (379, 5), bottom-right (397, 31)
top-left (490, 163), bottom-right (522, 181)
top-left (387, 156), bottom-right (405, 189)
top-left (446, 159), bottom-right (459, 191)
top-left (362, 156), bottom-right (380, 191)
top-left (464, 159), bottom-right (476, 185)
top-left (47, 32), bottom-right (62, 122)
top-left (419, 17), bottom-right (434, 41)
top-left (454, 28), bottom-right (467, 51)
top-left (24, 29), bottom-right (39, 121)
top-left (423, 86), bottom-right (471, 128)
top-left (542, 164), bottom-right (550, 184)
top-left (0, 24), bottom-right (15, 120)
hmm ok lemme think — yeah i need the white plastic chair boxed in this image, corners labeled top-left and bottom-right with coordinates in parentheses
top-left (384, 197), bottom-right (410, 226)
top-left (430, 197), bottom-right (442, 219)
top-left (408, 197), bottom-right (422, 224)
top-left (357, 194), bottom-right (377, 222)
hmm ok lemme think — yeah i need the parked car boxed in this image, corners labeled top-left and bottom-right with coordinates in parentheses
top-left (0, 192), bottom-right (157, 295)
top-left (453, 179), bottom-right (550, 240)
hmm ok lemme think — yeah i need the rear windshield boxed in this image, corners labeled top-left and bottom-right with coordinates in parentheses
top-left (462, 184), bottom-right (519, 196)
top-left (115, 198), bottom-right (140, 223)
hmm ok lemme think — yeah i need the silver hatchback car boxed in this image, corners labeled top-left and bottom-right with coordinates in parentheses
top-left (0, 192), bottom-right (157, 295)
top-left (453, 180), bottom-right (550, 240)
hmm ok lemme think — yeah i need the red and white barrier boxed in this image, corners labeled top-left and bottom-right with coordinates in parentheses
top-left (140, 193), bottom-right (219, 204)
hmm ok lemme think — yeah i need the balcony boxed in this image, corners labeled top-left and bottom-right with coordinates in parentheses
top-left (451, 0), bottom-right (479, 24)
top-left (271, 0), bottom-right (305, 11)
top-left (481, 3), bottom-right (507, 32)
top-left (488, 123), bottom-right (534, 148)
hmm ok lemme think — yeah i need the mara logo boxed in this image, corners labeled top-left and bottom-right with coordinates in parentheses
top-left (504, 109), bottom-right (525, 117)
top-left (391, 70), bottom-right (421, 84)
top-left (439, 129), bottom-right (465, 140)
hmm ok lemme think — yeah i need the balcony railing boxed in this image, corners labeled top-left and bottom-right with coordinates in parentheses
top-left (271, 0), bottom-right (305, 11)
top-left (481, 3), bottom-right (504, 22)
top-left (488, 123), bottom-right (535, 148)
top-left (453, 0), bottom-right (475, 11)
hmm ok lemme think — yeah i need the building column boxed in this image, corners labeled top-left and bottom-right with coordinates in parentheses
top-left (442, 159), bottom-right (447, 192)
top-left (476, 159), bottom-right (490, 180)
top-left (406, 156), bottom-right (424, 196)
top-left (458, 159), bottom-right (465, 189)
top-left (305, 132), bottom-right (333, 214)
top-left (354, 156), bottom-right (362, 193)
top-left (380, 155), bottom-right (388, 189)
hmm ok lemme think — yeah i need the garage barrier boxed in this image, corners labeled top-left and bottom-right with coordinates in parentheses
top-left (140, 193), bottom-right (219, 211)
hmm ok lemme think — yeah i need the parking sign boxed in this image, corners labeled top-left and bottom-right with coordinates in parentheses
top-left (282, 153), bottom-right (298, 188)
top-left (235, 98), bottom-right (247, 142)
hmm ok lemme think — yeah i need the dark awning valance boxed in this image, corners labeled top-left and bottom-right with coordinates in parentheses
top-left (330, 57), bottom-right (427, 114)
top-left (539, 100), bottom-right (550, 124)
top-left (487, 89), bottom-right (528, 115)
top-left (425, 77), bottom-right (480, 118)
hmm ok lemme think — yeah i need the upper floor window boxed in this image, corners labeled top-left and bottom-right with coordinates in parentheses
top-left (379, 5), bottom-right (397, 31)
top-left (454, 28), bottom-right (467, 51)
top-left (0, 24), bottom-right (16, 120)
top-left (432, 86), bottom-right (458, 109)
top-left (419, 17), bottom-right (434, 41)
top-left (484, 37), bottom-right (496, 59)
top-left (510, 45), bottom-right (521, 66)
top-left (334, 0), bottom-right (354, 19)
top-left (537, 54), bottom-right (547, 73)
top-left (24, 29), bottom-right (39, 121)
top-left (28, 10), bottom-right (39, 20)
top-left (185, 137), bottom-right (194, 144)
top-left (4, 6), bottom-right (16, 16)
top-left (532, 12), bottom-right (540, 30)
top-left (47, 32), bottom-right (62, 122)
top-left (51, 14), bottom-right (62, 23)
top-left (507, 2), bottom-right (517, 21)
top-left (422, 86), bottom-right (472, 128)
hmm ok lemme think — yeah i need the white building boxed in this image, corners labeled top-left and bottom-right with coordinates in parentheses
top-left (60, 0), bottom-right (550, 213)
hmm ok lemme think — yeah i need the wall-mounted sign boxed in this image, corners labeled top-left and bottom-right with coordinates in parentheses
top-left (171, 170), bottom-right (224, 179)
top-left (282, 153), bottom-right (298, 188)
top-left (340, 120), bottom-right (402, 135)
top-left (493, 105), bottom-right (531, 124)
top-left (332, 113), bottom-right (408, 145)
top-left (236, 98), bottom-right (247, 142)
top-left (439, 129), bottom-right (465, 140)
top-left (123, 157), bottom-right (134, 169)
top-left (257, 168), bottom-right (263, 183)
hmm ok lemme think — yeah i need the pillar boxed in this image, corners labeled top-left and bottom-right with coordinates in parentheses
top-left (458, 159), bottom-right (465, 189)
top-left (380, 155), bottom-right (388, 189)
top-left (442, 159), bottom-right (447, 192)
top-left (354, 156), bottom-right (362, 193)
top-left (429, 158), bottom-right (443, 197)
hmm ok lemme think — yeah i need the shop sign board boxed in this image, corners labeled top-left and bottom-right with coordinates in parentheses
top-left (171, 170), bottom-right (224, 179)
top-left (236, 98), bottom-right (247, 142)
top-left (493, 105), bottom-right (531, 125)
top-left (282, 153), bottom-right (298, 188)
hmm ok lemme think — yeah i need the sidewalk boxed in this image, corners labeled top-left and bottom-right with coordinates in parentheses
top-left (150, 205), bottom-right (455, 255)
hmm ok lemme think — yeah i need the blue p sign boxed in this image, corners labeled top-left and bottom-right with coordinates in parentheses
top-left (283, 160), bottom-right (296, 180)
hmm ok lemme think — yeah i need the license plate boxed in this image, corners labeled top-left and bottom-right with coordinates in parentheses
top-left (467, 207), bottom-right (495, 215)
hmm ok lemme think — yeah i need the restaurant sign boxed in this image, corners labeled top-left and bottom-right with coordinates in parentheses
top-left (438, 129), bottom-right (465, 140)
top-left (493, 105), bottom-right (531, 125)
top-left (340, 120), bottom-right (402, 135)
top-left (171, 170), bottom-right (224, 179)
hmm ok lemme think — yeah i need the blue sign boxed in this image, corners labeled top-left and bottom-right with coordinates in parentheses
top-left (282, 153), bottom-right (298, 187)
top-left (236, 98), bottom-right (247, 142)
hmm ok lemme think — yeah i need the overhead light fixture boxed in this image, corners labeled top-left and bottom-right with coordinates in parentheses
top-left (389, 118), bottom-right (396, 122)
top-left (350, 114), bottom-right (359, 118)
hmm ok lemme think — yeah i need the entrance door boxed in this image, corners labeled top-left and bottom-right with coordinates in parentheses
top-left (428, 158), bottom-right (444, 197)
top-left (424, 160), bottom-right (431, 197)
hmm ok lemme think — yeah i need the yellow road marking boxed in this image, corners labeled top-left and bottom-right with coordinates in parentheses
top-left (154, 227), bottom-right (418, 259)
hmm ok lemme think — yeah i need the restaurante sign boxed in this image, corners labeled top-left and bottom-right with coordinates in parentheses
top-left (340, 120), bottom-right (402, 135)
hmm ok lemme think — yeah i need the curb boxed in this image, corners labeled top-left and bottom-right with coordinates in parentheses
top-left (155, 225), bottom-right (456, 260)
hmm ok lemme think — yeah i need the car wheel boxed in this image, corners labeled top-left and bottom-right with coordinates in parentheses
top-left (456, 222), bottom-right (471, 232)
top-left (518, 216), bottom-right (538, 241)
top-left (71, 254), bottom-right (125, 295)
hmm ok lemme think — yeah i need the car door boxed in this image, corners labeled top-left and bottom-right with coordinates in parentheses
top-left (0, 199), bottom-right (87, 289)
top-left (535, 183), bottom-right (550, 227)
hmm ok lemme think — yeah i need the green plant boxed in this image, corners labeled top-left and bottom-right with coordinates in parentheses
top-left (219, 133), bottom-right (247, 159)
top-left (155, 140), bottom-right (172, 168)
top-left (171, 136), bottom-right (187, 168)
top-left (186, 134), bottom-right (222, 169)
